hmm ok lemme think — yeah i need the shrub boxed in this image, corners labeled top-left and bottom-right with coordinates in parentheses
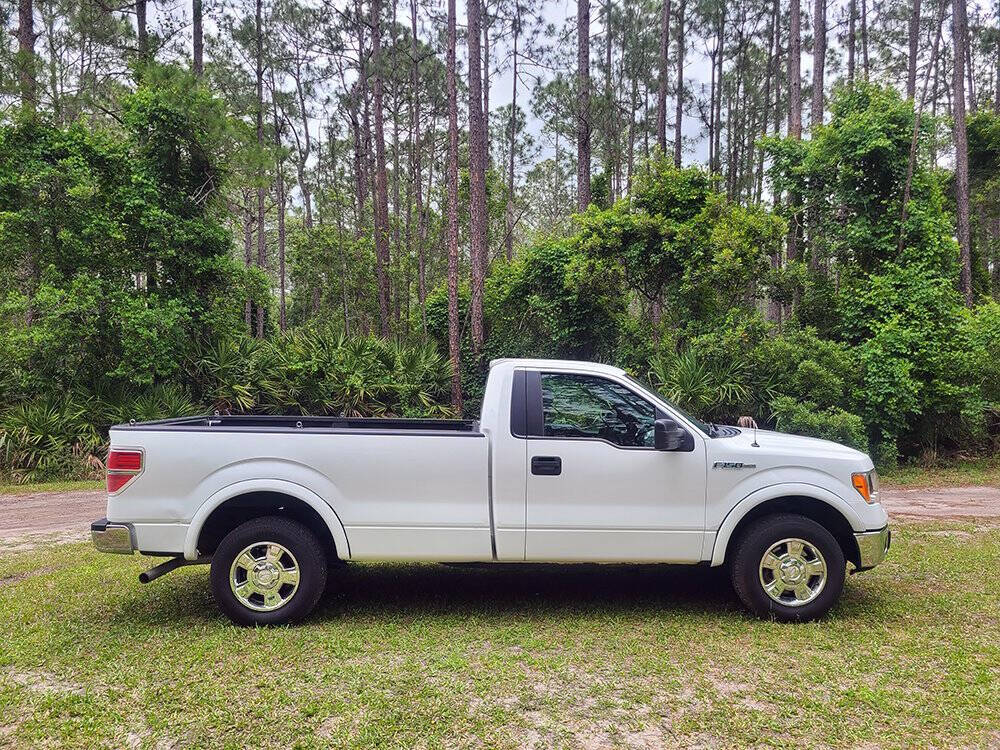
top-left (0, 397), bottom-right (103, 483)
top-left (646, 348), bottom-right (749, 420)
top-left (770, 396), bottom-right (869, 453)
top-left (187, 330), bottom-right (454, 418)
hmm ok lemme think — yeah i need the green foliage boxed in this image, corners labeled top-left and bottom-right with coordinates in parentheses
top-left (186, 330), bottom-right (455, 419)
top-left (0, 66), bottom-right (252, 399)
top-left (765, 83), bottom-right (992, 454)
top-left (0, 398), bottom-right (103, 483)
top-left (770, 396), bottom-right (869, 453)
top-left (0, 331), bottom-right (455, 480)
top-left (646, 349), bottom-right (750, 419)
top-left (967, 111), bottom-right (1000, 301)
top-left (287, 215), bottom-right (379, 333)
top-left (485, 241), bottom-right (624, 361)
top-left (577, 160), bottom-right (783, 326)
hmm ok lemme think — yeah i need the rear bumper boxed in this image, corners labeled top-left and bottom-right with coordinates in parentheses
top-left (853, 525), bottom-right (890, 571)
top-left (91, 518), bottom-right (135, 554)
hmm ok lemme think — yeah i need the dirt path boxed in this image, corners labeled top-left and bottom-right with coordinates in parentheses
top-left (0, 485), bottom-right (998, 548)
top-left (879, 485), bottom-right (1000, 521)
top-left (0, 489), bottom-right (105, 548)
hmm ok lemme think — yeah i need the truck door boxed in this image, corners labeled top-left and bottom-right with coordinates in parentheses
top-left (521, 369), bottom-right (707, 562)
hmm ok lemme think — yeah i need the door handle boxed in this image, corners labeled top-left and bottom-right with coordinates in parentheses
top-left (531, 456), bottom-right (562, 475)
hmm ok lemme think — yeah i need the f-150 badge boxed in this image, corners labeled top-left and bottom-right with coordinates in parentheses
top-left (713, 461), bottom-right (756, 469)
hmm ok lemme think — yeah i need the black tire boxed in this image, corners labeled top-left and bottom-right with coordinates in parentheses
top-left (210, 516), bottom-right (327, 626)
top-left (729, 513), bottom-right (846, 622)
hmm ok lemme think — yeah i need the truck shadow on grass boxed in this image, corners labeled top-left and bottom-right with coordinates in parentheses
top-left (316, 562), bottom-right (740, 619)
top-left (139, 560), bottom-right (891, 624)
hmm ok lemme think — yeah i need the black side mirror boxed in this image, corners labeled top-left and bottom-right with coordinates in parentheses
top-left (654, 417), bottom-right (687, 451)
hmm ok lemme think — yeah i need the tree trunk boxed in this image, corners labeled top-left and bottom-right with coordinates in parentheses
top-left (673, 0), bottom-right (685, 167)
top-left (577, 0), bottom-right (591, 211)
top-left (392, 81), bottom-right (402, 326)
top-left (787, 0), bottom-right (802, 277)
top-left (136, 0), bottom-right (149, 64)
top-left (712, 5), bottom-right (726, 174)
top-left (898, 0), bottom-right (945, 254)
top-left (847, 0), bottom-right (856, 84)
top-left (656, 0), bottom-right (671, 153)
top-left (352, 0), bottom-right (369, 230)
top-left (603, 0), bottom-right (614, 201)
top-left (906, 0), bottom-right (921, 98)
top-left (371, 0), bottom-right (393, 336)
top-left (244, 199), bottom-right (254, 331)
top-left (255, 0), bottom-right (266, 338)
top-left (358, 0), bottom-right (374, 233)
top-left (276, 159), bottom-right (286, 332)
top-left (482, 0), bottom-right (491, 161)
top-left (952, 0), bottom-right (973, 305)
top-left (506, 3), bottom-right (519, 261)
top-left (860, 0), bottom-right (869, 79)
top-left (270, 69), bottom-right (287, 332)
top-left (627, 72), bottom-right (637, 188)
top-left (931, 43), bottom-right (940, 165)
top-left (446, 0), bottom-right (463, 411)
top-left (757, 0), bottom-right (778, 199)
top-left (193, 0), bottom-right (204, 76)
top-left (409, 0), bottom-right (427, 332)
top-left (468, 0), bottom-right (488, 352)
top-left (995, 0), bottom-right (1000, 116)
top-left (966, 32), bottom-right (977, 113)
top-left (811, 0), bottom-right (825, 129)
top-left (293, 64), bottom-right (313, 228)
top-left (42, 3), bottom-right (60, 121)
top-left (17, 0), bottom-right (36, 112)
top-left (808, 0), bottom-right (826, 271)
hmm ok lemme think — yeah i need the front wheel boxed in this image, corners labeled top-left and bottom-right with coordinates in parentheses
top-left (210, 516), bottom-right (327, 626)
top-left (730, 513), bottom-right (846, 622)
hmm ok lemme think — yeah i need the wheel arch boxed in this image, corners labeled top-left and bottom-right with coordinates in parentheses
top-left (711, 485), bottom-right (861, 569)
top-left (184, 479), bottom-right (350, 562)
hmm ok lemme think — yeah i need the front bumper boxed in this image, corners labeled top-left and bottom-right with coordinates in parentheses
top-left (853, 525), bottom-right (890, 571)
top-left (91, 518), bottom-right (135, 554)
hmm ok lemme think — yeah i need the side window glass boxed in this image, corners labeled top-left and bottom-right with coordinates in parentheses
top-left (540, 373), bottom-right (656, 447)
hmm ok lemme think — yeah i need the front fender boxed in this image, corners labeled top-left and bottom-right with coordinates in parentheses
top-left (182, 477), bottom-right (351, 561)
top-left (709, 482), bottom-right (863, 567)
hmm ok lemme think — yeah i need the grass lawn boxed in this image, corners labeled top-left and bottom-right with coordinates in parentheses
top-left (2, 521), bottom-right (998, 749)
top-left (880, 456), bottom-right (1000, 489)
top-left (0, 480), bottom-right (103, 496)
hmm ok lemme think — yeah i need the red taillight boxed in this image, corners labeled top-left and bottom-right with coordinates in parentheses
top-left (107, 449), bottom-right (143, 493)
top-left (107, 450), bottom-right (142, 471)
top-left (107, 472), bottom-right (135, 493)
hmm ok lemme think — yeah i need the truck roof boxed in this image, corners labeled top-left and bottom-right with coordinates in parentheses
top-left (488, 358), bottom-right (627, 377)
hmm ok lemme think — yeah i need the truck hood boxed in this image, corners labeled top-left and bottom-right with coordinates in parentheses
top-left (717, 427), bottom-right (872, 467)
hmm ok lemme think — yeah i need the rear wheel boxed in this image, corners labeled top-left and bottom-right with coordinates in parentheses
top-left (210, 516), bottom-right (327, 626)
top-left (730, 513), bottom-right (845, 622)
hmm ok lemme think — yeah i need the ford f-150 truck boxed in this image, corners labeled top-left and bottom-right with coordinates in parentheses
top-left (92, 358), bottom-right (890, 625)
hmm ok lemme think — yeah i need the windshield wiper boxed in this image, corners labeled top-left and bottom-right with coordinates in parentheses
top-left (706, 422), bottom-right (721, 437)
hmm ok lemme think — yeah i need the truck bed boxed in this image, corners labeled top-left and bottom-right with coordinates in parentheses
top-left (114, 414), bottom-right (481, 435)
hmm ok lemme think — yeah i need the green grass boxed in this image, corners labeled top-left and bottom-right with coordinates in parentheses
top-left (1, 522), bottom-right (998, 749)
top-left (881, 456), bottom-right (1000, 489)
top-left (0, 479), bottom-right (103, 496)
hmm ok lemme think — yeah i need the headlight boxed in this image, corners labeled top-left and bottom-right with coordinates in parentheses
top-left (851, 470), bottom-right (880, 504)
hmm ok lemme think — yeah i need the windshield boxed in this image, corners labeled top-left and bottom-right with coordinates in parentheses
top-left (622, 374), bottom-right (713, 435)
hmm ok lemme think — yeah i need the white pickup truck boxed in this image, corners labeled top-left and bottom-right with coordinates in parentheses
top-left (92, 358), bottom-right (889, 625)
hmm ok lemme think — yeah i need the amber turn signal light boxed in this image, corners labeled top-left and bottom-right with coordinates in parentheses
top-left (851, 472), bottom-right (872, 503)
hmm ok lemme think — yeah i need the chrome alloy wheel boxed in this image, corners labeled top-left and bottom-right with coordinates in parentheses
top-left (229, 542), bottom-right (301, 612)
top-left (758, 537), bottom-right (828, 607)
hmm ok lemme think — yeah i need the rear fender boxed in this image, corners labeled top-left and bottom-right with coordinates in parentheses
top-left (183, 478), bottom-right (351, 561)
